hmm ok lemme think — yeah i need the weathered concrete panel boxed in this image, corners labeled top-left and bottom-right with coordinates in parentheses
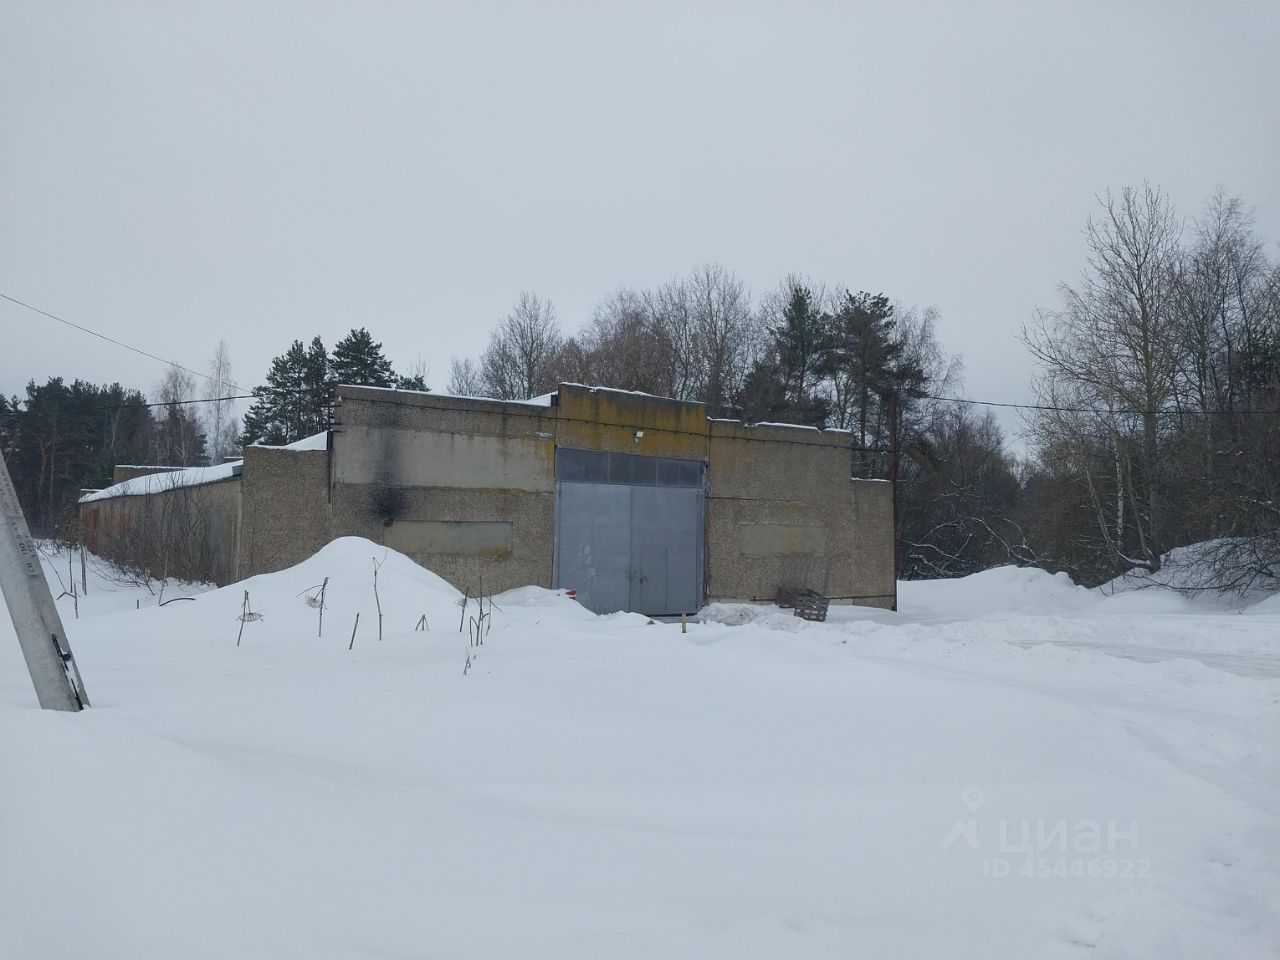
top-left (329, 387), bottom-right (559, 596)
top-left (385, 520), bottom-right (513, 557)
top-left (331, 482), bottom-right (554, 598)
top-left (739, 523), bottom-right (826, 557)
top-left (707, 420), bottom-right (849, 502)
top-left (704, 419), bottom-right (859, 603)
top-left (334, 425), bottom-right (554, 492)
top-left (556, 384), bottom-right (708, 461)
top-left (238, 445), bottom-right (331, 579)
top-left (850, 479), bottom-right (896, 608)
top-left (336, 385), bottom-right (559, 438)
top-left (706, 497), bottom-right (850, 601)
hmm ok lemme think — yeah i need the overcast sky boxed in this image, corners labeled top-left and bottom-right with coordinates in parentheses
top-left (2, 1), bottom-right (1277, 441)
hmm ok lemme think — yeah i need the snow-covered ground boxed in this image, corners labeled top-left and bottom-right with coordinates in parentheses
top-left (2, 541), bottom-right (1277, 958)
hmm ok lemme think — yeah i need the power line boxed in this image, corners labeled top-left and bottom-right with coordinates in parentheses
top-left (95, 394), bottom-right (257, 411)
top-left (0, 291), bottom-right (240, 393)
top-left (912, 391), bottom-right (1279, 417)
top-left (6, 290), bottom-right (1275, 418)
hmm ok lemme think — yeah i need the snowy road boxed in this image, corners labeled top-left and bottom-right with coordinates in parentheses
top-left (1003, 629), bottom-right (1280, 678)
top-left (816, 571), bottom-right (1280, 679)
top-left (825, 610), bottom-right (1280, 679)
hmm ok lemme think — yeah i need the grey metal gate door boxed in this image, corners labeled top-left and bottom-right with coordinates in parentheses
top-left (553, 481), bottom-right (632, 615)
top-left (553, 449), bottom-right (704, 616)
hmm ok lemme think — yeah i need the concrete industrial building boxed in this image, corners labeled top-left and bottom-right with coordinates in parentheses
top-left (80, 384), bottom-right (895, 614)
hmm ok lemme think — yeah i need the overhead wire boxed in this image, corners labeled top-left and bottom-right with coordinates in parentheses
top-left (0, 291), bottom-right (240, 393)
top-left (5, 289), bottom-right (1278, 424)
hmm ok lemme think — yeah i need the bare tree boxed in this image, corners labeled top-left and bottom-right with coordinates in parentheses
top-left (446, 356), bottom-right (487, 397)
top-left (397, 356), bottom-right (430, 391)
top-left (203, 340), bottom-right (240, 461)
top-left (1024, 183), bottom-right (1183, 572)
top-left (645, 264), bottom-right (756, 411)
top-left (549, 288), bottom-right (677, 395)
top-left (480, 292), bottom-right (563, 400)
top-left (152, 364), bottom-right (206, 466)
top-left (645, 276), bottom-right (701, 401)
top-left (687, 264), bottom-right (755, 413)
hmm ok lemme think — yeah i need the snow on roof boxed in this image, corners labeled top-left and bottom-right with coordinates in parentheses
top-left (748, 421), bottom-right (822, 432)
top-left (428, 390), bottom-right (558, 408)
top-left (334, 383), bottom-right (430, 396)
top-left (342, 383), bottom-right (557, 408)
top-left (252, 430), bottom-right (329, 452)
top-left (79, 461), bottom-right (243, 504)
top-left (710, 417), bottom-right (851, 435)
top-left (284, 431), bottom-right (329, 451)
top-left (559, 383), bottom-right (677, 402)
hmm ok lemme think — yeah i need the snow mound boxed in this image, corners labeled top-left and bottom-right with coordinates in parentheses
top-left (699, 602), bottom-right (806, 631)
top-left (1104, 539), bottom-right (1279, 606)
top-left (493, 585), bottom-right (599, 622)
top-left (224, 536), bottom-right (460, 623)
top-left (1091, 588), bottom-right (1197, 615)
top-left (899, 565), bottom-right (1093, 617)
top-left (1245, 592), bottom-right (1280, 615)
top-left (171, 537), bottom-right (600, 651)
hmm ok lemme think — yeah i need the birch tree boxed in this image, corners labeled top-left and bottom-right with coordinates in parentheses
top-left (1024, 183), bottom-right (1182, 572)
top-left (204, 340), bottom-right (240, 461)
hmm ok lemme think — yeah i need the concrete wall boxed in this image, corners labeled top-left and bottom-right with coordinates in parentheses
top-left (237, 444), bottom-right (332, 579)
top-left (324, 384), bottom-right (896, 608)
top-left (330, 387), bottom-right (557, 596)
top-left (705, 421), bottom-right (866, 603)
top-left (555, 385), bottom-right (709, 460)
top-left (80, 383), bottom-right (896, 607)
top-left (849, 479), bottom-right (896, 608)
top-left (80, 477), bottom-right (242, 584)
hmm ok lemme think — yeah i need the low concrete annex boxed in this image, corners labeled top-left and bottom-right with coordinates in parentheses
top-left (80, 383), bottom-right (895, 614)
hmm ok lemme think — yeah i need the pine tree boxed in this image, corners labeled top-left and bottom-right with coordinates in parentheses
top-left (331, 328), bottom-right (395, 388)
top-left (5, 378), bottom-right (152, 534)
top-left (737, 357), bottom-right (788, 424)
top-left (396, 372), bottom-right (428, 391)
top-left (301, 336), bottom-right (333, 431)
top-left (827, 291), bottom-right (901, 472)
top-left (767, 284), bottom-right (833, 426)
top-left (240, 338), bottom-right (331, 446)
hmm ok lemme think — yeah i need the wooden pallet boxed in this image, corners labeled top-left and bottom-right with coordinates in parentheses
top-left (776, 587), bottom-right (830, 622)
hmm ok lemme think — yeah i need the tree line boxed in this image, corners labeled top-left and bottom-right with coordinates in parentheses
top-left (2, 352), bottom-right (228, 536)
top-left (1020, 186), bottom-right (1279, 591)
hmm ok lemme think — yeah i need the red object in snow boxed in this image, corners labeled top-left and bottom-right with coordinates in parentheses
top-left (563, 589), bottom-right (578, 601)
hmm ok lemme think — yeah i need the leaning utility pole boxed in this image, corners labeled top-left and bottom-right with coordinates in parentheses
top-left (0, 451), bottom-right (89, 711)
